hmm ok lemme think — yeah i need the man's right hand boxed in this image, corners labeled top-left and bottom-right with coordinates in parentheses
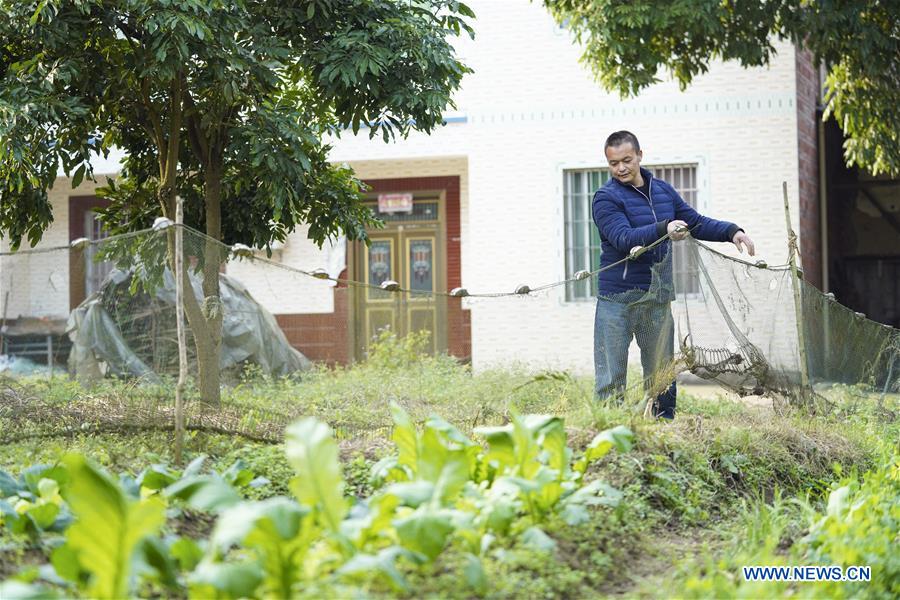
top-left (667, 220), bottom-right (690, 241)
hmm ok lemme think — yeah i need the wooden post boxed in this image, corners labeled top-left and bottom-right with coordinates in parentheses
top-left (174, 197), bottom-right (187, 465)
top-left (0, 290), bottom-right (9, 354)
top-left (783, 182), bottom-right (810, 391)
top-left (46, 334), bottom-right (53, 378)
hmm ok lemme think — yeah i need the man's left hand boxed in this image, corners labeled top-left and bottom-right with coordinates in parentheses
top-left (733, 231), bottom-right (756, 256)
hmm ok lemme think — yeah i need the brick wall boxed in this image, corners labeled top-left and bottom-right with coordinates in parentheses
top-left (795, 48), bottom-right (822, 289)
top-left (275, 285), bottom-right (351, 365)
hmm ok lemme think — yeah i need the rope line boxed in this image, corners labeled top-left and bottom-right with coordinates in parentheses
top-left (0, 223), bottom-right (850, 302)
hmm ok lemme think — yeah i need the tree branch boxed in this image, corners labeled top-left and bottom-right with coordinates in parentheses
top-left (160, 75), bottom-right (184, 218)
top-left (140, 78), bottom-right (167, 178)
top-left (182, 85), bottom-right (209, 167)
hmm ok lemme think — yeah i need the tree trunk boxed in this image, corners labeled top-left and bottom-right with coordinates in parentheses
top-left (193, 153), bottom-right (224, 405)
top-left (194, 320), bottom-right (221, 405)
top-left (154, 75), bottom-right (222, 405)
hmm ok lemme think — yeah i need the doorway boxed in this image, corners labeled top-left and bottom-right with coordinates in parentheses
top-left (822, 119), bottom-right (900, 327)
top-left (352, 193), bottom-right (448, 360)
top-left (68, 196), bottom-right (111, 309)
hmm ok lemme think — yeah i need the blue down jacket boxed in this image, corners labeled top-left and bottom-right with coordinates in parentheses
top-left (591, 167), bottom-right (741, 296)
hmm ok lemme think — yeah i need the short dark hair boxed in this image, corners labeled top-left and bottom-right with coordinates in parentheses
top-left (604, 130), bottom-right (640, 152)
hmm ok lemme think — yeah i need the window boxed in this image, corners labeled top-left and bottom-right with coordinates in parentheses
top-left (563, 164), bottom-right (700, 300)
top-left (84, 210), bottom-right (113, 295)
top-left (564, 169), bottom-right (608, 300)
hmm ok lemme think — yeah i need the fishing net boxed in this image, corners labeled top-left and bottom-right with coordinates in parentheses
top-left (0, 222), bottom-right (897, 441)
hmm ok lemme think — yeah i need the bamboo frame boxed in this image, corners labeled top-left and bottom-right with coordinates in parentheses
top-left (783, 182), bottom-right (811, 391)
top-left (174, 197), bottom-right (187, 464)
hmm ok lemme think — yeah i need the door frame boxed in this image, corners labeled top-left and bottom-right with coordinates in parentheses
top-left (68, 195), bottom-right (110, 309)
top-left (348, 189), bottom-right (447, 361)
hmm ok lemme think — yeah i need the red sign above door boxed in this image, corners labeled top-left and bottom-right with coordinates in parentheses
top-left (377, 193), bottom-right (413, 214)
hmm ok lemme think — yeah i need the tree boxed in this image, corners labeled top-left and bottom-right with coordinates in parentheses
top-left (543, 0), bottom-right (900, 176)
top-left (0, 0), bottom-right (474, 403)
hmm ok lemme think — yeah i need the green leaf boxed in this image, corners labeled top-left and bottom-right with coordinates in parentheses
top-left (0, 498), bottom-right (17, 519)
top-left (284, 417), bottom-right (348, 532)
top-left (71, 164), bottom-right (85, 188)
top-left (170, 537), bottom-right (204, 572)
top-left (29, 0), bottom-right (48, 26)
top-left (384, 481), bottom-right (435, 508)
top-left (0, 470), bottom-right (21, 496)
top-left (390, 402), bottom-right (418, 476)
top-left (560, 502), bottom-right (590, 526)
top-left (476, 415), bottom-right (563, 479)
top-left (419, 430), bottom-right (469, 504)
top-left (164, 475), bottom-right (242, 513)
top-left (575, 425), bottom-right (634, 474)
top-left (206, 498), bottom-right (311, 598)
top-left (538, 418), bottom-right (569, 475)
top-left (0, 499), bottom-right (23, 533)
top-left (50, 543), bottom-right (82, 583)
top-left (473, 424), bottom-right (516, 472)
top-left (188, 561), bottom-right (263, 600)
top-left (425, 416), bottom-right (476, 448)
top-left (209, 497), bottom-right (308, 554)
top-left (62, 454), bottom-right (165, 600)
top-left (483, 495), bottom-right (516, 535)
top-left (22, 465), bottom-right (68, 496)
top-left (135, 537), bottom-right (179, 590)
top-left (25, 502), bottom-right (59, 529)
top-left (463, 552), bottom-right (488, 596)
top-left (221, 460), bottom-right (254, 488)
top-left (37, 478), bottom-right (59, 500)
top-left (520, 526), bottom-right (557, 553)
top-left (139, 464), bottom-right (179, 491)
top-left (566, 479), bottom-right (623, 509)
top-left (183, 455), bottom-right (207, 478)
top-left (501, 475), bottom-right (541, 494)
top-left (394, 510), bottom-right (455, 560)
top-left (337, 546), bottom-right (412, 593)
top-left (827, 485), bottom-right (851, 517)
top-left (369, 455), bottom-right (402, 487)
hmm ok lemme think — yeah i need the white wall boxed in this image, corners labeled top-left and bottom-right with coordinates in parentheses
top-left (225, 226), bottom-right (341, 315)
top-left (326, 0), bottom-right (802, 373)
top-left (0, 176), bottom-right (107, 321)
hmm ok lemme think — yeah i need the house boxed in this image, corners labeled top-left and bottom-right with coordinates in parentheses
top-left (2, 0), bottom-right (897, 375)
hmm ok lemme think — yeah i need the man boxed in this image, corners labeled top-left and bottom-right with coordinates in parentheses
top-left (592, 130), bottom-right (755, 419)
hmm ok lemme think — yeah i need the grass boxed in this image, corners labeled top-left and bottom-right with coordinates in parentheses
top-left (0, 332), bottom-right (897, 598)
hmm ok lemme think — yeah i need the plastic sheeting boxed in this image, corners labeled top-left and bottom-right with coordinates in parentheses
top-left (67, 268), bottom-right (311, 382)
top-left (0, 355), bottom-right (67, 377)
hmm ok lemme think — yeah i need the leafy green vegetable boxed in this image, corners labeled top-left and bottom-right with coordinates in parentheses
top-left (188, 561), bottom-right (264, 600)
top-left (60, 455), bottom-right (165, 599)
top-left (164, 474), bottom-right (243, 513)
top-left (394, 510), bottom-right (456, 560)
top-left (337, 546), bottom-right (414, 593)
top-left (574, 425), bottom-right (635, 474)
top-left (285, 418), bottom-right (348, 532)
